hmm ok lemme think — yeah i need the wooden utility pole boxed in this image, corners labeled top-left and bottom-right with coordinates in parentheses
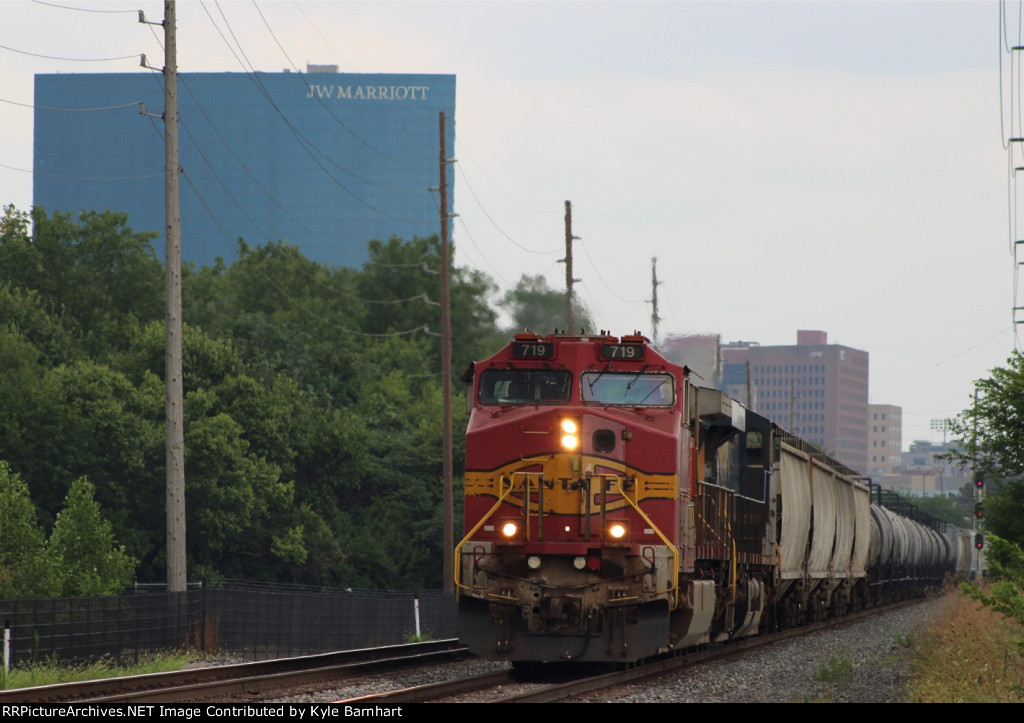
top-left (650, 257), bottom-right (661, 346)
top-left (439, 113), bottom-right (454, 593)
top-left (163, 0), bottom-right (186, 593)
top-left (564, 201), bottom-right (575, 333)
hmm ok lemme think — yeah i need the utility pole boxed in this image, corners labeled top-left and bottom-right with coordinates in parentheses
top-left (162, 0), bottom-right (186, 593)
top-left (649, 257), bottom-right (661, 346)
top-left (439, 113), bottom-right (454, 593)
top-left (564, 201), bottom-right (575, 333)
top-left (930, 417), bottom-right (949, 494)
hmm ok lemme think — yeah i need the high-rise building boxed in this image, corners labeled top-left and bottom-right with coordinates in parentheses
top-left (868, 404), bottom-right (902, 476)
top-left (726, 330), bottom-right (869, 473)
top-left (33, 69), bottom-right (455, 268)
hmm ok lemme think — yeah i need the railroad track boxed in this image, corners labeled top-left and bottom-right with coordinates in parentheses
top-left (337, 600), bottom-right (924, 703)
top-left (0, 640), bottom-right (468, 704)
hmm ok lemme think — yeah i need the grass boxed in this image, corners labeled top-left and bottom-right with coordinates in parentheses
top-left (0, 651), bottom-right (194, 690)
top-left (816, 653), bottom-right (853, 684)
top-left (905, 585), bottom-right (1024, 702)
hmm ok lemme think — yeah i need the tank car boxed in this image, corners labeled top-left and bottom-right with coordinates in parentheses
top-left (455, 331), bottom-right (961, 664)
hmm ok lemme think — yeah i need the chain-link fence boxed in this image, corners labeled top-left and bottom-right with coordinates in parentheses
top-left (1, 582), bottom-right (456, 669)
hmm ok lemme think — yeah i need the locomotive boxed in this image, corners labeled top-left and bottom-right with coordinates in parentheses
top-left (455, 331), bottom-right (971, 664)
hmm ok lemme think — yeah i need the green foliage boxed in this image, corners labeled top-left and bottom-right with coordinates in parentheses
top-left (0, 207), bottom-right (162, 356)
top-left (47, 477), bottom-right (136, 596)
top-left (0, 651), bottom-right (193, 690)
top-left (498, 273), bottom-right (594, 335)
top-left (0, 206), bottom-right (506, 590)
top-left (898, 491), bottom-right (968, 527)
top-left (944, 352), bottom-right (1024, 548)
top-left (0, 462), bottom-right (59, 598)
top-left (816, 653), bottom-right (853, 684)
top-left (963, 535), bottom-right (1024, 633)
top-left (983, 479), bottom-right (1024, 548)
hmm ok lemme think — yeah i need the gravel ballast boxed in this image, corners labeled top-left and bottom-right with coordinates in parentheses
top-left (268, 597), bottom-right (945, 704)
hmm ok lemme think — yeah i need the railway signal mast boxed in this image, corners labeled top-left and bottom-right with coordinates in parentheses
top-left (974, 477), bottom-right (985, 552)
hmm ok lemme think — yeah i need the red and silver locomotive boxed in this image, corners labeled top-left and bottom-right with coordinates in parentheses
top-left (455, 331), bottom-right (967, 664)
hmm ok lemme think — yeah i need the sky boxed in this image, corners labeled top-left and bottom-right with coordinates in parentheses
top-left (0, 0), bottom-right (1018, 448)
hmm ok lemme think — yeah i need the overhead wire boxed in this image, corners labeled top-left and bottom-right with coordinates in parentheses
top-left (136, 38), bottom-right (443, 311)
top-left (291, 0), bottom-right (360, 72)
top-left (171, 136), bottom-right (442, 338)
top-left (30, 0), bottom-right (136, 12)
top-left (0, 98), bottom-right (142, 112)
top-left (252, 0), bottom-right (435, 170)
top-left (197, 0), bottom-right (434, 221)
top-left (138, 3), bottom-right (439, 272)
top-left (0, 43), bottom-right (139, 62)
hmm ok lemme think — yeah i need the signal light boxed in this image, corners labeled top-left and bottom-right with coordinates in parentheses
top-left (975, 478), bottom-right (984, 489)
top-left (975, 502), bottom-right (984, 519)
top-left (975, 533), bottom-right (984, 550)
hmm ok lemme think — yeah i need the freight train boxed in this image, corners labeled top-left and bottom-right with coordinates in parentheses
top-left (455, 331), bottom-right (973, 664)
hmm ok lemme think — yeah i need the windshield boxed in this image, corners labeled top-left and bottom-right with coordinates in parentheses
top-left (478, 369), bottom-right (572, 405)
top-left (580, 371), bottom-right (675, 407)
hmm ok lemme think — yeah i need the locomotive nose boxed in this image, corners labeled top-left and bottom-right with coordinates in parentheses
top-left (540, 594), bottom-right (583, 623)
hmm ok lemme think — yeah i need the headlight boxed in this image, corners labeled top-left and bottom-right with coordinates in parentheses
top-left (560, 418), bottom-right (579, 450)
top-left (608, 522), bottom-right (627, 539)
top-left (501, 522), bottom-right (518, 538)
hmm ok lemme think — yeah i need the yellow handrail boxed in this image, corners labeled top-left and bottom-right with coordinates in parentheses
top-left (454, 474), bottom-right (519, 596)
top-left (601, 474), bottom-right (681, 610)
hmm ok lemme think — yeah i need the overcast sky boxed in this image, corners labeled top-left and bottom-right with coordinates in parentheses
top-left (0, 0), bottom-right (1017, 447)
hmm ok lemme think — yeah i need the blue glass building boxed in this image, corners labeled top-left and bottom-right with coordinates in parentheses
top-left (33, 71), bottom-right (456, 269)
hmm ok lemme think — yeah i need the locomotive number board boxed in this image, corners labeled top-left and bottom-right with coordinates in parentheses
top-left (512, 341), bottom-right (555, 359)
top-left (600, 343), bottom-right (645, 360)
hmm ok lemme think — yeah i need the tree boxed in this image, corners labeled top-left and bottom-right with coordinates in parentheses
top-left (901, 491), bottom-right (968, 527)
top-left (357, 235), bottom-right (502, 370)
top-left (47, 476), bottom-right (135, 596)
top-left (0, 208), bottom-right (163, 356)
top-left (0, 461), bottom-right (59, 598)
top-left (945, 351), bottom-right (1024, 548)
top-left (498, 274), bottom-right (594, 335)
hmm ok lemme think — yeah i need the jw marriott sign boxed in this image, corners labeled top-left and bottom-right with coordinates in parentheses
top-left (306, 84), bottom-right (431, 100)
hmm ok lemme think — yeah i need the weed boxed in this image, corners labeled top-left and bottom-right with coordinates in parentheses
top-left (906, 586), bottom-right (1024, 702)
top-left (0, 652), bottom-right (192, 690)
top-left (816, 653), bottom-right (852, 684)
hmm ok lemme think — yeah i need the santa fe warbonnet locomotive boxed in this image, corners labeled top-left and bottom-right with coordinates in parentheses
top-left (455, 331), bottom-right (973, 664)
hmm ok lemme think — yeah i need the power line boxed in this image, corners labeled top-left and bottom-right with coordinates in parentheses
top-left (0, 43), bottom-right (138, 62)
top-left (454, 162), bottom-right (560, 255)
top-left (0, 97), bottom-right (142, 112)
top-left (190, 0), bottom-right (436, 222)
top-left (292, 0), bottom-right (359, 72)
top-left (252, 0), bottom-right (434, 169)
top-left (30, 0), bottom-right (136, 12)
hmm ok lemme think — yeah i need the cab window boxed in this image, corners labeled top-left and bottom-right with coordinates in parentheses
top-left (478, 369), bottom-right (572, 405)
top-left (580, 372), bottom-right (675, 407)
